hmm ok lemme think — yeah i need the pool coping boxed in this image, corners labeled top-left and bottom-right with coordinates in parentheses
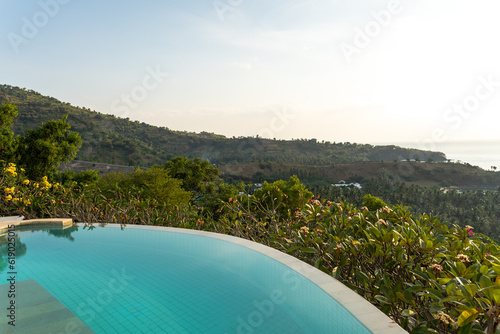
top-left (3, 219), bottom-right (407, 333)
top-left (0, 218), bottom-right (73, 235)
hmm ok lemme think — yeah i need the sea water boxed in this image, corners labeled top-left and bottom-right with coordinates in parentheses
top-left (393, 140), bottom-right (500, 171)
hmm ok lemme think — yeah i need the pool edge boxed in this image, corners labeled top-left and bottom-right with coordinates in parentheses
top-left (103, 223), bottom-right (408, 334)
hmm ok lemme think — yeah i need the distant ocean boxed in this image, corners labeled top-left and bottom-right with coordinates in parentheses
top-left (391, 141), bottom-right (500, 171)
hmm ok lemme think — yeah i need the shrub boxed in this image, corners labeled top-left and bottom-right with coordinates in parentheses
top-left (362, 193), bottom-right (387, 211)
top-left (251, 175), bottom-right (313, 218)
top-left (97, 168), bottom-right (191, 208)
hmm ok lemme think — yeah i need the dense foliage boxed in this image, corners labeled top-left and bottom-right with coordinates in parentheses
top-left (0, 102), bottom-right (81, 179)
top-left (311, 177), bottom-right (500, 242)
top-left (250, 175), bottom-right (313, 219)
top-left (0, 103), bottom-right (18, 162)
top-left (163, 156), bottom-right (220, 199)
top-left (220, 161), bottom-right (500, 190)
top-left (16, 115), bottom-right (81, 179)
top-left (97, 168), bottom-right (191, 209)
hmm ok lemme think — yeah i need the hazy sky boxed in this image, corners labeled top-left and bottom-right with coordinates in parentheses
top-left (2, 0), bottom-right (500, 150)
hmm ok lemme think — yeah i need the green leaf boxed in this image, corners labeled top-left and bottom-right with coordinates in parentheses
top-left (429, 306), bottom-right (444, 313)
top-left (286, 245), bottom-right (301, 253)
top-left (404, 289), bottom-right (415, 306)
top-left (439, 295), bottom-right (463, 303)
top-left (480, 265), bottom-right (489, 275)
top-left (446, 281), bottom-right (457, 295)
top-left (456, 261), bottom-right (467, 275)
top-left (426, 288), bottom-right (443, 299)
top-left (439, 278), bottom-right (452, 285)
top-left (492, 288), bottom-right (500, 303)
top-left (457, 308), bottom-right (479, 327)
top-left (411, 269), bottom-right (430, 281)
top-left (300, 247), bottom-right (318, 254)
top-left (355, 270), bottom-right (371, 286)
top-left (401, 309), bottom-right (415, 317)
top-left (332, 267), bottom-right (341, 279)
top-left (464, 284), bottom-right (478, 298)
top-left (396, 292), bottom-right (408, 303)
top-left (374, 295), bottom-right (391, 305)
top-left (479, 275), bottom-right (493, 289)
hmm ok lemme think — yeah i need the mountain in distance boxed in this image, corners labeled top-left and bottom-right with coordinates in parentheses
top-left (1, 84), bottom-right (447, 167)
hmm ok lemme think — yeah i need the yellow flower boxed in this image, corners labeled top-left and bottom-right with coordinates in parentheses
top-left (4, 187), bottom-right (15, 194)
top-left (5, 195), bottom-right (12, 201)
top-left (33, 182), bottom-right (39, 189)
top-left (4, 163), bottom-right (17, 176)
top-left (23, 180), bottom-right (30, 185)
top-left (40, 176), bottom-right (52, 190)
top-left (20, 168), bottom-right (25, 172)
top-left (12, 197), bottom-right (20, 202)
top-left (23, 199), bottom-right (31, 205)
top-left (51, 199), bottom-right (56, 204)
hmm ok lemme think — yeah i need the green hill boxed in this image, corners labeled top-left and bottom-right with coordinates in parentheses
top-left (219, 161), bottom-right (500, 189)
top-left (0, 84), bottom-right (447, 167)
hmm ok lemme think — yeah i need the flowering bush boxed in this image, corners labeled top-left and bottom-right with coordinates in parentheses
top-left (250, 175), bottom-right (313, 219)
top-left (0, 162), bottom-right (196, 228)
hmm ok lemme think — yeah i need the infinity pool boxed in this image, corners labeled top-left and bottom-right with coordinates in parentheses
top-left (1, 224), bottom-right (374, 333)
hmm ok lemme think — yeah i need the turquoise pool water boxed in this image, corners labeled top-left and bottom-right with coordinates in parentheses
top-left (2, 225), bottom-right (371, 333)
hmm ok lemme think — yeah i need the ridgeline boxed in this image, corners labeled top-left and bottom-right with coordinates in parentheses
top-left (1, 84), bottom-right (446, 167)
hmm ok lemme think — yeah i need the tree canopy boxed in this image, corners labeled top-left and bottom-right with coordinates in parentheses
top-left (164, 157), bottom-right (220, 198)
top-left (252, 175), bottom-right (313, 218)
top-left (0, 103), bottom-right (18, 162)
top-left (16, 115), bottom-right (81, 179)
top-left (97, 167), bottom-right (191, 208)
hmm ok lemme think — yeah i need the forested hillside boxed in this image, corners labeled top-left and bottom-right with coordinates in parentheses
top-left (0, 84), bottom-right (447, 167)
top-left (219, 161), bottom-right (500, 188)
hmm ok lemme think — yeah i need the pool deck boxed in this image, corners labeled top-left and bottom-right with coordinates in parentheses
top-left (0, 217), bottom-right (73, 235)
top-left (1, 218), bottom-right (408, 333)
